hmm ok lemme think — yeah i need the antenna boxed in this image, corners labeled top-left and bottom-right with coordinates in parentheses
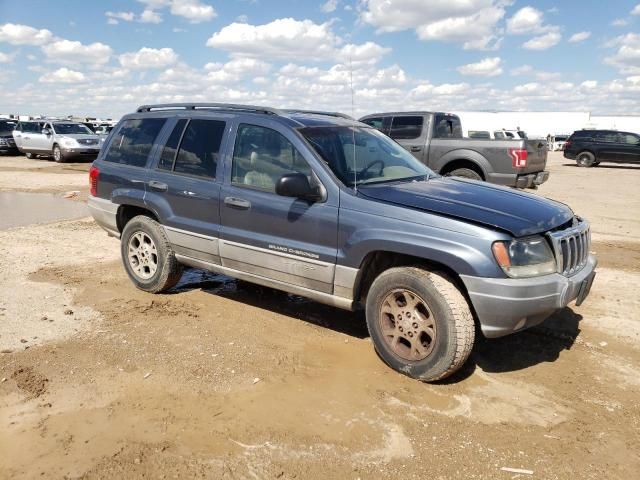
top-left (349, 55), bottom-right (357, 192)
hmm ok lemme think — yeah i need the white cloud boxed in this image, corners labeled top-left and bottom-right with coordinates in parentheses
top-left (523, 32), bottom-right (561, 50)
top-left (137, 0), bottom-right (215, 23)
top-left (321, 0), bottom-right (339, 13)
top-left (569, 31), bottom-right (590, 43)
top-left (360, 0), bottom-right (506, 50)
top-left (612, 19), bottom-right (628, 27)
top-left (632, 4), bottom-right (640, 15)
top-left (119, 47), bottom-right (178, 69)
top-left (581, 80), bottom-right (598, 89)
top-left (0, 23), bottom-right (53, 45)
top-left (39, 67), bottom-right (86, 84)
top-left (510, 64), bottom-right (533, 76)
top-left (106, 11), bottom-right (135, 22)
top-left (42, 40), bottom-right (112, 65)
top-left (0, 51), bottom-right (15, 63)
top-left (457, 57), bottom-right (502, 77)
top-left (506, 6), bottom-right (546, 34)
top-left (140, 9), bottom-right (163, 23)
top-left (605, 33), bottom-right (640, 74)
top-left (207, 18), bottom-right (390, 63)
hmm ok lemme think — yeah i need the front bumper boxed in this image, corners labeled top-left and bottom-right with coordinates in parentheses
top-left (460, 254), bottom-right (597, 338)
top-left (61, 147), bottom-right (101, 159)
top-left (516, 170), bottom-right (550, 188)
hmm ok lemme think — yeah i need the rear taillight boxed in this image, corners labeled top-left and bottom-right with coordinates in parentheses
top-left (509, 148), bottom-right (528, 168)
top-left (89, 165), bottom-right (99, 196)
top-left (565, 140), bottom-right (572, 148)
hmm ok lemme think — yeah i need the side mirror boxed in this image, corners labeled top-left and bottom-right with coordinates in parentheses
top-left (275, 173), bottom-right (321, 201)
top-left (42, 128), bottom-right (51, 135)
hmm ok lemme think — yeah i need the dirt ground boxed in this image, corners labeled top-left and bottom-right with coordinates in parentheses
top-left (0, 152), bottom-right (639, 479)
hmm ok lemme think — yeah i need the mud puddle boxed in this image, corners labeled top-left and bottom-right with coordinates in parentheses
top-left (0, 191), bottom-right (88, 229)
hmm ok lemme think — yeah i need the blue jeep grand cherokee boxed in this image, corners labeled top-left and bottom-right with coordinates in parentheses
top-left (88, 103), bottom-right (597, 381)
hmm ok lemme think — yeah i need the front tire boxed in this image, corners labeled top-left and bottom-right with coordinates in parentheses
top-left (120, 215), bottom-right (183, 293)
top-left (365, 267), bottom-right (475, 382)
top-left (445, 168), bottom-right (483, 181)
top-left (576, 151), bottom-right (596, 167)
top-left (53, 145), bottom-right (65, 163)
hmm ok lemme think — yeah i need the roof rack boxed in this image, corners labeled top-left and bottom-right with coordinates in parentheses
top-left (283, 109), bottom-right (354, 120)
top-left (135, 103), bottom-right (283, 115)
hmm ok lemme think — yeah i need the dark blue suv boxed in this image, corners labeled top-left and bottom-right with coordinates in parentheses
top-left (89, 103), bottom-right (597, 381)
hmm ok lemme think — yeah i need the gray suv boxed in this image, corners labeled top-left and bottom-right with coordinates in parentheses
top-left (13, 120), bottom-right (102, 162)
top-left (88, 103), bottom-right (597, 382)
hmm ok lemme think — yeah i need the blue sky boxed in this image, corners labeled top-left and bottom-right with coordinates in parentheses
top-left (1, 0), bottom-right (639, 118)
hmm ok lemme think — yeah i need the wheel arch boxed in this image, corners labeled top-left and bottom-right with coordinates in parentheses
top-left (439, 159), bottom-right (486, 179)
top-left (116, 204), bottom-right (159, 233)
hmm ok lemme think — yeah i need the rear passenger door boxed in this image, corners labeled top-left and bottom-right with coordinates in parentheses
top-left (594, 132), bottom-right (618, 161)
top-left (146, 117), bottom-right (226, 264)
top-left (219, 121), bottom-right (339, 294)
top-left (389, 115), bottom-right (427, 162)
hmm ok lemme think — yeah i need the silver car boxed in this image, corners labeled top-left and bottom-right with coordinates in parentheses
top-left (13, 120), bottom-right (102, 162)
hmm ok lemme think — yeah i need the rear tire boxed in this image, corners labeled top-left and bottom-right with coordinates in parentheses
top-left (365, 267), bottom-right (475, 382)
top-left (445, 168), bottom-right (482, 181)
top-left (576, 151), bottom-right (596, 168)
top-left (120, 215), bottom-right (183, 293)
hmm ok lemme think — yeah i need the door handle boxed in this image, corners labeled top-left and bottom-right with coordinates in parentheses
top-left (410, 146), bottom-right (422, 152)
top-left (224, 196), bottom-right (251, 209)
top-left (148, 180), bottom-right (168, 192)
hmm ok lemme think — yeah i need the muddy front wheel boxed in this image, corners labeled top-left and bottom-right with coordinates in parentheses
top-left (365, 267), bottom-right (475, 382)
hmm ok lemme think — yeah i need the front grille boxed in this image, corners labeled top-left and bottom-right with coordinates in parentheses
top-left (78, 139), bottom-right (98, 146)
top-left (548, 219), bottom-right (591, 276)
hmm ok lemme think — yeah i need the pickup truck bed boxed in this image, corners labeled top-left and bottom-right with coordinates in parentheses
top-left (360, 111), bottom-right (549, 188)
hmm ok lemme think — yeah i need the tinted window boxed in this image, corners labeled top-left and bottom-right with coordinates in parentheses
top-left (571, 130), bottom-right (592, 139)
top-left (468, 130), bottom-right (490, 139)
top-left (390, 116), bottom-right (423, 140)
top-left (173, 119), bottom-right (224, 178)
top-left (22, 122), bottom-right (43, 134)
top-left (232, 124), bottom-right (311, 192)
top-left (362, 117), bottom-right (384, 130)
top-left (595, 132), bottom-right (617, 143)
top-left (0, 120), bottom-right (17, 135)
top-left (620, 133), bottom-right (639, 144)
top-left (103, 118), bottom-right (166, 168)
top-left (433, 114), bottom-right (462, 139)
top-left (158, 119), bottom-right (187, 170)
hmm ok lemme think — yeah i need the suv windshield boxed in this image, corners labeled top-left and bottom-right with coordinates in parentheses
top-left (0, 120), bottom-right (17, 136)
top-left (300, 126), bottom-right (432, 187)
top-left (53, 123), bottom-right (93, 135)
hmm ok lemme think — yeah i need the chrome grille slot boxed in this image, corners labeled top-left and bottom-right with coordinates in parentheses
top-left (548, 220), bottom-right (591, 276)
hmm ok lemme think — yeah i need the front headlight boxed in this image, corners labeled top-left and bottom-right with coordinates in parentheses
top-left (0, 138), bottom-right (7, 146)
top-left (61, 137), bottom-right (77, 147)
top-left (492, 236), bottom-right (557, 278)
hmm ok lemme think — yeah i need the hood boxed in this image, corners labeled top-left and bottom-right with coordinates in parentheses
top-left (62, 134), bottom-right (100, 141)
top-left (357, 177), bottom-right (574, 237)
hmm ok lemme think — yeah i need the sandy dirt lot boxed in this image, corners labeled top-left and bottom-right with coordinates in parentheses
top-left (0, 153), bottom-right (639, 479)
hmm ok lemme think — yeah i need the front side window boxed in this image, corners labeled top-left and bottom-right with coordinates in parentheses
top-left (433, 114), bottom-right (462, 139)
top-left (172, 119), bottom-right (225, 179)
top-left (361, 117), bottom-right (384, 130)
top-left (301, 126), bottom-right (431, 187)
top-left (22, 123), bottom-right (40, 134)
top-left (103, 118), bottom-right (166, 167)
top-left (52, 123), bottom-right (93, 135)
top-left (232, 124), bottom-right (311, 192)
top-left (390, 116), bottom-right (424, 140)
top-left (619, 133), bottom-right (640, 145)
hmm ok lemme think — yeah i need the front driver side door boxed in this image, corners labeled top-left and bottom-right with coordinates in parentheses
top-left (220, 121), bottom-right (339, 294)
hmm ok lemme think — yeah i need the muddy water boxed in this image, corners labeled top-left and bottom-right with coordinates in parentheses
top-left (0, 191), bottom-right (88, 229)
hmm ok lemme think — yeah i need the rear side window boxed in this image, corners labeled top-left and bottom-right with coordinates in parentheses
top-left (104, 118), bottom-right (166, 168)
top-left (158, 119), bottom-right (187, 170)
top-left (173, 119), bottom-right (225, 179)
top-left (433, 114), bottom-right (463, 139)
top-left (595, 132), bottom-right (617, 143)
top-left (390, 116), bottom-right (423, 140)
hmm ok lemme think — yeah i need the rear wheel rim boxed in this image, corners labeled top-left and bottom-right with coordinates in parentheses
top-left (379, 289), bottom-right (437, 361)
top-left (127, 231), bottom-right (158, 280)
